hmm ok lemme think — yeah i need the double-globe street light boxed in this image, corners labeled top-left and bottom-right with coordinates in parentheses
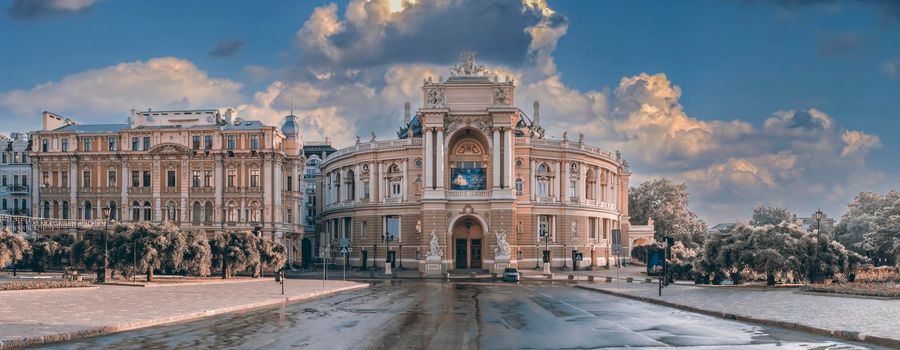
top-left (382, 231), bottom-right (395, 274)
top-left (100, 205), bottom-right (115, 283)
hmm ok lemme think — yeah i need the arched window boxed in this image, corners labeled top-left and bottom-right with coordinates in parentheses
top-left (166, 201), bottom-right (177, 221)
top-left (192, 202), bottom-right (202, 223)
top-left (143, 201), bottom-right (152, 221)
top-left (62, 201), bottom-right (69, 219)
top-left (387, 164), bottom-right (400, 173)
top-left (204, 201), bottom-right (214, 224)
top-left (83, 201), bottom-right (92, 220)
top-left (585, 169), bottom-right (596, 200)
top-left (515, 178), bottom-right (523, 194)
top-left (346, 170), bottom-right (355, 200)
top-left (227, 202), bottom-right (236, 222)
top-left (109, 201), bottom-right (118, 221)
top-left (334, 173), bottom-right (341, 202)
top-left (42, 201), bottom-right (50, 218)
top-left (537, 163), bottom-right (549, 173)
top-left (132, 201), bottom-right (141, 221)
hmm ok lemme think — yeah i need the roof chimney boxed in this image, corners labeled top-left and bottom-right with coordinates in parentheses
top-left (533, 100), bottom-right (540, 127)
top-left (404, 101), bottom-right (411, 124)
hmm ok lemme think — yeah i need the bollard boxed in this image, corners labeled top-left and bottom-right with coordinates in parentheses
top-left (546, 273), bottom-right (554, 279)
top-left (645, 278), bottom-right (653, 283)
top-left (588, 275), bottom-right (595, 282)
top-left (568, 274), bottom-right (575, 280)
top-left (626, 277), bottom-right (634, 283)
top-left (605, 276), bottom-right (613, 282)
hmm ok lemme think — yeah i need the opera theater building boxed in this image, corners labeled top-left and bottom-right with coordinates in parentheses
top-left (320, 54), bottom-right (654, 274)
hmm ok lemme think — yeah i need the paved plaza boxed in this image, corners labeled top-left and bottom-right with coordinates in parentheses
top-left (23, 280), bottom-right (878, 349)
top-left (0, 279), bottom-right (366, 349)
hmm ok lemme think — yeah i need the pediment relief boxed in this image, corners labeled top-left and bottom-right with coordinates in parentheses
top-left (148, 143), bottom-right (192, 155)
top-left (454, 141), bottom-right (484, 155)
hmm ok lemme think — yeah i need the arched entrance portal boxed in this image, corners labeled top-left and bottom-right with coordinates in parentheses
top-left (452, 216), bottom-right (484, 270)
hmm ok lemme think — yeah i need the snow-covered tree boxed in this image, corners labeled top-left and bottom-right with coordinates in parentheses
top-left (833, 189), bottom-right (899, 267)
top-left (629, 178), bottom-right (708, 246)
top-left (0, 229), bottom-right (30, 273)
top-left (750, 206), bottom-right (796, 226)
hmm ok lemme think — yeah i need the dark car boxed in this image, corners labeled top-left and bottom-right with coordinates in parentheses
top-left (502, 268), bottom-right (520, 282)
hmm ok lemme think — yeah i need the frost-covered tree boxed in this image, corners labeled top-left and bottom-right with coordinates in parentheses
top-left (750, 206), bottom-right (796, 226)
top-left (182, 231), bottom-right (212, 277)
top-left (833, 190), bottom-right (899, 267)
top-left (629, 178), bottom-right (707, 246)
top-left (258, 239), bottom-right (287, 277)
top-left (0, 229), bottom-right (30, 274)
top-left (210, 231), bottom-right (260, 279)
top-left (29, 236), bottom-right (59, 272)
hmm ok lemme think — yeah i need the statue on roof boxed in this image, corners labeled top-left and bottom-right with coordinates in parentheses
top-left (450, 50), bottom-right (488, 77)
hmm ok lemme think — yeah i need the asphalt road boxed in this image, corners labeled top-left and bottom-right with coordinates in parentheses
top-left (38, 280), bottom-right (875, 349)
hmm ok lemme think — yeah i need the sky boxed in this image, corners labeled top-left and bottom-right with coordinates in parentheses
top-left (0, 0), bottom-right (898, 224)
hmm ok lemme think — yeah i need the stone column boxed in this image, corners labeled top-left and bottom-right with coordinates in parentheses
top-left (401, 159), bottom-right (408, 201)
top-left (595, 167), bottom-right (601, 206)
top-left (505, 128), bottom-right (514, 189)
top-left (555, 162), bottom-right (562, 201)
top-left (530, 160), bottom-right (536, 201)
top-left (181, 159), bottom-right (189, 223)
top-left (378, 162), bottom-right (385, 201)
top-left (69, 159), bottom-right (77, 217)
top-left (215, 157), bottom-right (223, 222)
top-left (578, 161), bottom-right (585, 203)
top-left (435, 129), bottom-right (445, 190)
top-left (369, 163), bottom-right (377, 202)
top-left (492, 129), bottom-right (500, 189)
top-left (424, 130), bottom-right (433, 189)
top-left (152, 161), bottom-right (161, 222)
top-left (355, 163), bottom-right (362, 202)
top-left (120, 160), bottom-right (128, 219)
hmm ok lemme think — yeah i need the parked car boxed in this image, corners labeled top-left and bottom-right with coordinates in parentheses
top-left (502, 268), bottom-right (520, 282)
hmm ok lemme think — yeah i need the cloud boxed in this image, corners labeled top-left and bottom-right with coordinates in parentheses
top-left (209, 40), bottom-right (245, 58)
top-left (819, 32), bottom-right (865, 55)
top-left (884, 56), bottom-right (900, 77)
top-left (7, 0), bottom-right (95, 20)
top-left (753, 0), bottom-right (900, 19)
top-left (293, 0), bottom-right (563, 70)
top-left (0, 57), bottom-right (243, 125)
top-left (841, 130), bottom-right (882, 156)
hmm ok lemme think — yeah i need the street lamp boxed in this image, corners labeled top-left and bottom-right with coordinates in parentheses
top-left (539, 226), bottom-right (551, 273)
top-left (810, 208), bottom-right (824, 283)
top-left (101, 206), bottom-right (112, 283)
top-left (382, 232), bottom-right (395, 274)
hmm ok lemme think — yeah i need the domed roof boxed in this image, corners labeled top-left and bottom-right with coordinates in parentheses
top-left (281, 115), bottom-right (299, 140)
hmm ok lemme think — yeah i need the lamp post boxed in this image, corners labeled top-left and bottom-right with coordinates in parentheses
top-left (540, 227), bottom-right (551, 274)
top-left (382, 232), bottom-right (395, 275)
top-left (534, 244), bottom-right (540, 270)
top-left (101, 206), bottom-right (112, 283)
top-left (810, 209), bottom-right (824, 283)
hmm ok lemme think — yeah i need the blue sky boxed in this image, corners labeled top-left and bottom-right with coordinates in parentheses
top-left (0, 0), bottom-right (897, 223)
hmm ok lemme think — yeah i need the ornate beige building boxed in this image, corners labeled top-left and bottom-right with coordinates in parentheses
top-left (320, 53), bottom-right (653, 274)
top-left (29, 109), bottom-right (307, 266)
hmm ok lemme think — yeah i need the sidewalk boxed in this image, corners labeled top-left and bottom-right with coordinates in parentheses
top-left (575, 281), bottom-right (900, 348)
top-left (0, 279), bottom-right (367, 349)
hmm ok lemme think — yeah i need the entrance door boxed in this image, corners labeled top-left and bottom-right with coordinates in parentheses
top-left (301, 238), bottom-right (313, 269)
top-left (470, 239), bottom-right (482, 269)
top-left (456, 239), bottom-right (468, 269)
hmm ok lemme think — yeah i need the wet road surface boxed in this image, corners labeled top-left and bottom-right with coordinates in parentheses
top-left (38, 281), bottom-right (876, 349)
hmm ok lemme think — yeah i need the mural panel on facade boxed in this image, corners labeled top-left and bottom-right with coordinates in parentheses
top-left (450, 168), bottom-right (486, 190)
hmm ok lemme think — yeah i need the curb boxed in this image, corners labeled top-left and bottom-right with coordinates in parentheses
top-left (573, 285), bottom-right (900, 349)
top-left (0, 286), bottom-right (98, 294)
top-left (0, 283), bottom-right (368, 350)
top-left (103, 278), bottom-right (265, 288)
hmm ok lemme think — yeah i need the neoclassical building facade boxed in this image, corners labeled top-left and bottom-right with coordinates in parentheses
top-left (29, 109), bottom-right (308, 266)
top-left (320, 54), bottom-right (653, 273)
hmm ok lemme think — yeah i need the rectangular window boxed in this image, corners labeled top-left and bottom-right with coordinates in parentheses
top-left (250, 169), bottom-right (260, 187)
top-left (82, 170), bottom-right (91, 188)
top-left (143, 171), bottom-right (151, 187)
top-left (132, 171), bottom-right (140, 187)
top-left (1, 199), bottom-right (5, 209)
top-left (13, 152), bottom-right (18, 163)
top-left (108, 169), bottom-right (116, 187)
top-left (167, 170), bottom-right (176, 188)
top-left (83, 138), bottom-right (92, 152)
top-left (61, 171), bottom-right (68, 187)
top-left (250, 135), bottom-right (259, 150)
top-left (287, 176), bottom-right (293, 191)
top-left (538, 215), bottom-right (554, 242)
top-left (286, 209), bottom-right (293, 224)
top-left (2, 175), bottom-right (6, 186)
top-left (360, 221), bottom-right (367, 239)
top-left (537, 180), bottom-right (548, 196)
top-left (41, 139), bottom-right (48, 152)
top-left (142, 136), bottom-right (151, 151)
top-left (21, 175), bottom-right (26, 186)
top-left (227, 135), bottom-right (236, 150)
top-left (204, 171), bottom-right (212, 187)
top-left (21, 152), bottom-right (26, 163)
top-left (61, 139), bottom-right (69, 152)
top-left (363, 181), bottom-right (370, 199)
top-left (343, 217), bottom-right (352, 240)
top-left (1, 153), bottom-right (5, 163)
top-left (204, 135), bottom-right (213, 150)
top-left (108, 137), bottom-right (117, 151)
top-left (227, 169), bottom-right (236, 187)
top-left (192, 171), bottom-right (201, 187)
top-left (192, 135), bottom-right (201, 150)
top-left (392, 182), bottom-right (401, 196)
top-left (589, 218), bottom-right (598, 239)
top-left (385, 215), bottom-right (401, 242)
top-left (515, 179), bottom-right (523, 194)
top-left (132, 137), bottom-right (139, 150)
top-left (52, 172), bottom-right (58, 187)
top-left (42, 172), bottom-right (49, 187)
top-left (569, 180), bottom-right (577, 199)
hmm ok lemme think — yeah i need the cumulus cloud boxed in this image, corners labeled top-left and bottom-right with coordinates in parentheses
top-left (209, 40), bottom-right (245, 58)
top-left (294, 0), bottom-right (562, 70)
top-left (841, 130), bottom-right (882, 156)
top-left (754, 0), bottom-right (900, 20)
top-left (0, 57), bottom-right (243, 125)
top-left (8, 0), bottom-right (95, 20)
